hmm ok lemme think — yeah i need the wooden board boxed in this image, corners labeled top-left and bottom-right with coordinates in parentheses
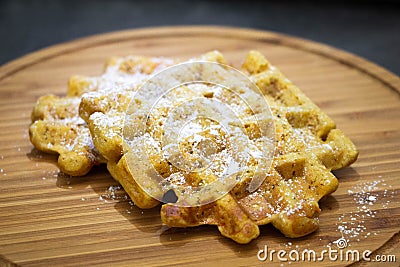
top-left (0, 26), bottom-right (399, 267)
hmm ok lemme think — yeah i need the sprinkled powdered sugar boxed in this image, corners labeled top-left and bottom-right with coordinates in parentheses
top-left (81, 56), bottom-right (175, 100)
top-left (100, 185), bottom-right (129, 202)
top-left (79, 56), bottom-right (178, 149)
top-left (335, 178), bottom-right (395, 244)
top-left (124, 76), bottom-right (276, 206)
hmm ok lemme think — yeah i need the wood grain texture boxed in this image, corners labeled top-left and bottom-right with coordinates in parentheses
top-left (0, 26), bottom-right (399, 267)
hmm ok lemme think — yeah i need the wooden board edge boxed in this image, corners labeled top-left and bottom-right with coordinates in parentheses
top-left (0, 26), bottom-right (399, 95)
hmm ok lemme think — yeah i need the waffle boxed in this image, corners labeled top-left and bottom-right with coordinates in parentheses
top-left (29, 55), bottom-right (174, 176)
top-left (29, 87), bottom-right (103, 176)
top-left (30, 50), bottom-right (358, 244)
top-left (160, 51), bottom-right (358, 243)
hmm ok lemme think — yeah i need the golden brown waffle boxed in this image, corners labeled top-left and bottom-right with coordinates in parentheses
top-left (160, 51), bottom-right (358, 243)
top-left (29, 55), bottom-right (174, 176)
top-left (29, 93), bottom-right (104, 176)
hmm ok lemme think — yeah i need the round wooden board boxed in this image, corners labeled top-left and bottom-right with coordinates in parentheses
top-left (0, 26), bottom-right (399, 267)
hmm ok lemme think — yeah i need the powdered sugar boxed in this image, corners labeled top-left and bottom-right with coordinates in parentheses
top-left (335, 178), bottom-right (395, 244)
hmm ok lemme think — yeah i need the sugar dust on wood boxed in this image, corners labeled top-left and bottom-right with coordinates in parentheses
top-left (335, 178), bottom-right (395, 244)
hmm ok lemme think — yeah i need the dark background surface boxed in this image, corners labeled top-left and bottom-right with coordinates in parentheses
top-left (1, 0), bottom-right (399, 75)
